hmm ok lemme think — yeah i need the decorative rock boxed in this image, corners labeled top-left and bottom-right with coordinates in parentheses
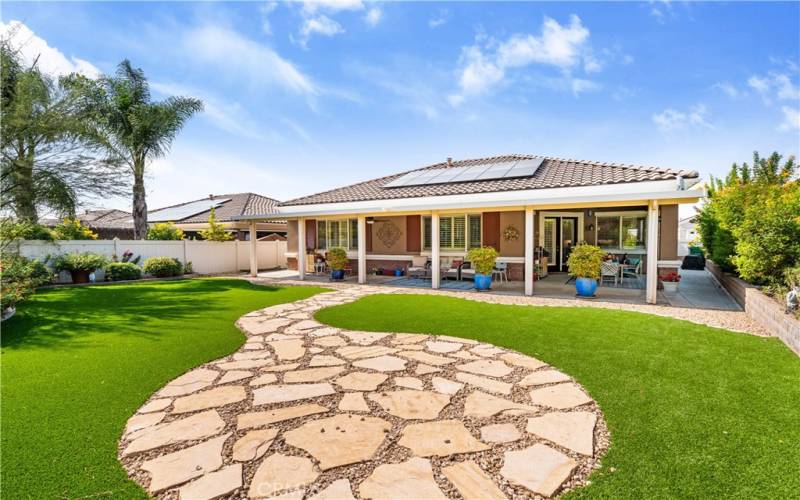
top-left (178, 463), bottom-right (242, 500)
top-left (500, 444), bottom-right (577, 497)
top-left (261, 363), bottom-right (300, 372)
top-left (253, 383), bottom-right (336, 406)
top-left (233, 428), bottom-right (279, 461)
top-left (249, 454), bottom-right (318, 498)
top-left (336, 345), bottom-right (397, 360)
top-left (463, 391), bottom-right (537, 418)
top-left (284, 414), bottom-right (391, 470)
top-left (526, 412), bottom-right (596, 456)
top-left (125, 412), bottom-right (165, 434)
top-left (216, 359), bottom-right (273, 371)
top-left (529, 383), bottom-right (593, 409)
top-left (307, 355), bottom-right (347, 367)
top-left (159, 368), bottom-right (218, 397)
top-left (442, 461), bottom-right (507, 500)
top-left (394, 376), bottom-right (424, 390)
top-left (123, 410), bottom-right (226, 456)
top-left (455, 372), bottom-right (513, 395)
top-left (308, 479), bottom-right (356, 500)
top-left (397, 350), bottom-right (456, 366)
top-left (336, 372), bottom-right (388, 391)
top-left (500, 352), bottom-right (547, 370)
top-left (313, 336), bottom-right (348, 348)
top-left (480, 423), bottom-right (521, 443)
top-left (140, 433), bottom-right (229, 492)
top-left (368, 390), bottom-right (450, 420)
top-left (353, 355), bottom-right (407, 372)
top-left (398, 420), bottom-right (489, 457)
top-left (268, 339), bottom-right (306, 361)
top-left (343, 331), bottom-right (391, 345)
top-left (284, 366), bottom-right (346, 383)
top-left (172, 386), bottom-right (246, 414)
top-left (425, 340), bottom-right (462, 353)
top-left (519, 370), bottom-right (571, 387)
top-left (139, 399), bottom-right (171, 414)
top-left (218, 370), bottom-right (253, 384)
top-left (338, 392), bottom-right (370, 412)
top-left (238, 404), bottom-right (329, 430)
top-left (250, 373), bottom-right (278, 386)
top-left (431, 377), bottom-right (464, 395)
top-left (456, 359), bottom-right (513, 378)
top-left (415, 364), bottom-right (442, 375)
top-left (360, 457), bottom-right (447, 500)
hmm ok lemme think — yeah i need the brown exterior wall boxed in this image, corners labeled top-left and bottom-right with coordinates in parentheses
top-left (658, 205), bottom-right (678, 261)
top-left (499, 211), bottom-right (525, 257)
top-left (371, 216), bottom-right (408, 254)
top-left (287, 220), bottom-right (298, 252)
top-left (305, 219), bottom-right (316, 252)
top-left (406, 215), bottom-right (421, 252)
top-left (483, 212), bottom-right (500, 250)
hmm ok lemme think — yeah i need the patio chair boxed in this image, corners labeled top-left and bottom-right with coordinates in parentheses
top-left (600, 261), bottom-right (620, 286)
top-left (622, 257), bottom-right (641, 279)
top-left (443, 260), bottom-right (463, 281)
top-left (460, 262), bottom-right (475, 281)
top-left (492, 262), bottom-right (508, 284)
top-left (407, 256), bottom-right (428, 279)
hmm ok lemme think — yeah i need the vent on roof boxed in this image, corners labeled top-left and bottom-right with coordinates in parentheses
top-left (149, 198), bottom-right (231, 222)
top-left (383, 158), bottom-right (543, 188)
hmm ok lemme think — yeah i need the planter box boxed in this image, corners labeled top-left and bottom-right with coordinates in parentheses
top-left (661, 281), bottom-right (679, 293)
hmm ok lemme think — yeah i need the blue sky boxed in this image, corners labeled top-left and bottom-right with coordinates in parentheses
top-left (3, 1), bottom-right (799, 215)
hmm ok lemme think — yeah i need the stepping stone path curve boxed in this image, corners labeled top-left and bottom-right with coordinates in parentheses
top-left (120, 286), bottom-right (608, 499)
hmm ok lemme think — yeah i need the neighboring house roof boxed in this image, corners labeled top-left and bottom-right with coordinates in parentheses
top-left (42, 209), bottom-right (134, 229)
top-left (149, 193), bottom-right (284, 224)
top-left (279, 154), bottom-right (699, 207)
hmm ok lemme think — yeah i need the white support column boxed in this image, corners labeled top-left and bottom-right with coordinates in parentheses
top-left (524, 207), bottom-right (535, 296)
top-left (431, 212), bottom-right (440, 290)
top-left (357, 216), bottom-right (367, 284)
top-left (249, 221), bottom-right (258, 277)
top-left (646, 200), bottom-right (659, 304)
top-left (297, 218), bottom-right (306, 281)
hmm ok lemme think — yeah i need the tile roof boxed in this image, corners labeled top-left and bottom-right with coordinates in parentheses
top-left (279, 154), bottom-right (699, 207)
top-left (42, 209), bottom-right (134, 229)
top-left (150, 193), bottom-right (283, 223)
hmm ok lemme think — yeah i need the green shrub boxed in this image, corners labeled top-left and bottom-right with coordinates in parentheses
top-left (51, 218), bottom-right (98, 240)
top-left (142, 257), bottom-right (183, 277)
top-left (183, 261), bottom-right (193, 274)
top-left (146, 222), bottom-right (184, 240)
top-left (0, 220), bottom-right (54, 249)
top-left (199, 208), bottom-right (234, 241)
top-left (466, 246), bottom-right (499, 275)
top-left (326, 247), bottom-right (349, 271)
top-left (0, 255), bottom-right (53, 310)
top-left (52, 253), bottom-right (108, 273)
top-left (566, 243), bottom-right (605, 279)
top-left (105, 262), bottom-right (142, 281)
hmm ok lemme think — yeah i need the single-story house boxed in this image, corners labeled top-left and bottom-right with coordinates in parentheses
top-left (148, 193), bottom-right (286, 240)
top-left (41, 209), bottom-right (135, 239)
top-left (238, 154), bottom-right (703, 304)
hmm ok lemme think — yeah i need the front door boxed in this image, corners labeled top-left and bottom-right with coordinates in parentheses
top-left (544, 216), bottom-right (578, 272)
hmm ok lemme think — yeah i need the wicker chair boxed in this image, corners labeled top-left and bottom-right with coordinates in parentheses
top-left (600, 261), bottom-right (620, 286)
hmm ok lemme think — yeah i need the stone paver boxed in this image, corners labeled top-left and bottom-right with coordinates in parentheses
top-left (122, 287), bottom-right (604, 499)
top-left (284, 414), bottom-right (391, 470)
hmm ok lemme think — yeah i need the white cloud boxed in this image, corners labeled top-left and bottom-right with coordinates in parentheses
top-left (713, 81), bottom-right (743, 99)
top-left (748, 72), bottom-right (800, 104)
top-left (260, 2), bottom-right (279, 35)
top-left (779, 106), bottom-right (800, 131)
top-left (652, 104), bottom-right (713, 132)
top-left (649, 0), bottom-right (675, 24)
top-left (300, 15), bottom-right (345, 39)
top-left (0, 20), bottom-right (100, 78)
top-left (450, 15), bottom-right (599, 105)
top-left (429, 9), bottom-right (450, 28)
top-left (364, 7), bottom-right (382, 27)
top-left (183, 25), bottom-right (315, 95)
top-left (300, 0), bottom-right (364, 14)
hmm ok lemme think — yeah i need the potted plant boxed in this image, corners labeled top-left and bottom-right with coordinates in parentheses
top-left (394, 266), bottom-right (404, 277)
top-left (660, 272), bottom-right (681, 292)
top-left (53, 252), bottom-right (108, 284)
top-left (466, 246), bottom-right (499, 291)
top-left (566, 243), bottom-right (605, 297)
top-left (327, 247), bottom-right (349, 280)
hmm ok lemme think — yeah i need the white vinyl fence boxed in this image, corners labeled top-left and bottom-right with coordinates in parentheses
top-left (14, 239), bottom-right (287, 283)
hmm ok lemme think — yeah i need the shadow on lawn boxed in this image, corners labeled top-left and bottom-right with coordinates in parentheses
top-left (1, 279), bottom-right (282, 351)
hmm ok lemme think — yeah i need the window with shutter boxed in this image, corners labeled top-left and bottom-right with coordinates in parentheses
top-left (349, 219), bottom-right (359, 249)
top-left (468, 214), bottom-right (481, 248)
top-left (440, 217), bottom-right (453, 248)
top-left (423, 217), bottom-right (432, 250)
top-left (453, 216), bottom-right (466, 249)
top-left (317, 221), bottom-right (326, 249)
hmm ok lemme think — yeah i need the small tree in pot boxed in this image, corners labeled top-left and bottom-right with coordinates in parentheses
top-left (566, 244), bottom-right (605, 297)
top-left (53, 252), bottom-right (108, 284)
top-left (327, 247), bottom-right (349, 280)
top-left (467, 246), bottom-right (499, 291)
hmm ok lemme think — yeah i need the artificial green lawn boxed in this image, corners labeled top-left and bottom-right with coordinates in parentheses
top-left (316, 294), bottom-right (800, 499)
top-left (1, 279), bottom-right (326, 499)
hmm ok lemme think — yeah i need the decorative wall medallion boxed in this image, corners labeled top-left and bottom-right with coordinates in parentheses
top-left (377, 221), bottom-right (401, 248)
top-left (503, 225), bottom-right (520, 241)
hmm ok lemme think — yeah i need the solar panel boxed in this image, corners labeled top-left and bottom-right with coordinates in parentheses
top-left (382, 158), bottom-right (541, 188)
top-left (149, 198), bottom-right (230, 222)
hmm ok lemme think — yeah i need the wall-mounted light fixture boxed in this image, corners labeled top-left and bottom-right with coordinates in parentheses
top-left (588, 223), bottom-right (594, 231)
top-left (588, 210), bottom-right (594, 217)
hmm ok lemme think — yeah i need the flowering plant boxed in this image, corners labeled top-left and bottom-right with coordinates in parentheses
top-left (659, 272), bottom-right (681, 282)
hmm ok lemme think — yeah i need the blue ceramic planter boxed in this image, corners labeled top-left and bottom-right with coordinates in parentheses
top-left (474, 273), bottom-right (492, 291)
top-left (394, 268), bottom-right (403, 277)
top-left (331, 269), bottom-right (345, 280)
top-left (575, 277), bottom-right (598, 297)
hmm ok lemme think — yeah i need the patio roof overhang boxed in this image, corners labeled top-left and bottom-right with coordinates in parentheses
top-left (238, 178), bottom-right (704, 220)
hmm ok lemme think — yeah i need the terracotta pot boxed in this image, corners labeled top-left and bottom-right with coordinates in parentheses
top-left (70, 269), bottom-right (91, 284)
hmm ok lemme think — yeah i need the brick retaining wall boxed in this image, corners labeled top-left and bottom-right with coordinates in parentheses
top-left (707, 260), bottom-right (800, 355)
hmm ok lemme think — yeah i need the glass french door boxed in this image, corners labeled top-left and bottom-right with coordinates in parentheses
top-left (544, 217), bottom-right (578, 272)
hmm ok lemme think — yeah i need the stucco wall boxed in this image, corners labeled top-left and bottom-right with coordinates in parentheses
top-left (287, 220), bottom-right (298, 252)
top-left (371, 216), bottom-right (408, 254)
top-left (659, 204), bottom-right (679, 261)
top-left (499, 211), bottom-right (525, 257)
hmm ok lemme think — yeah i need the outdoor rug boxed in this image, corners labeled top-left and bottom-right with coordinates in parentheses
top-left (385, 277), bottom-right (476, 290)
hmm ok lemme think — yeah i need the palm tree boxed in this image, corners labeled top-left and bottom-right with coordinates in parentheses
top-left (66, 60), bottom-right (202, 238)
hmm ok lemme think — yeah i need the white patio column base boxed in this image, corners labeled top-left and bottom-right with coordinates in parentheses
top-left (297, 218), bottom-right (306, 281)
top-left (646, 200), bottom-right (659, 304)
top-left (524, 207), bottom-right (535, 296)
top-left (357, 216), bottom-right (367, 284)
top-left (431, 212), bottom-right (440, 290)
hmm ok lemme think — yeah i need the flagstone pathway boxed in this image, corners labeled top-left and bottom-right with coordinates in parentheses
top-left (120, 286), bottom-right (608, 499)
